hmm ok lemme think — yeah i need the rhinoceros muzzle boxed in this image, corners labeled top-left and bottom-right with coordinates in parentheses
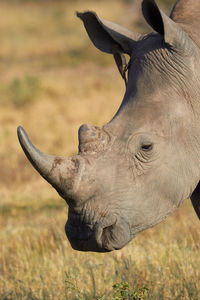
top-left (65, 207), bottom-right (132, 252)
top-left (65, 220), bottom-right (113, 252)
top-left (65, 218), bottom-right (131, 252)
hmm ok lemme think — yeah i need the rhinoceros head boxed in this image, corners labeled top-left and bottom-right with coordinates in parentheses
top-left (18, 0), bottom-right (200, 252)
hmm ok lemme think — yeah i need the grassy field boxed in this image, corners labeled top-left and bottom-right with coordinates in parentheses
top-left (0, 0), bottom-right (200, 299)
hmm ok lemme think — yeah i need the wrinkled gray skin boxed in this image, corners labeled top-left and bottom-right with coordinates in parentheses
top-left (18, 0), bottom-right (200, 252)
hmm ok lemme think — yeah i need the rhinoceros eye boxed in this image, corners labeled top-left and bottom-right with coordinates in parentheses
top-left (141, 143), bottom-right (153, 152)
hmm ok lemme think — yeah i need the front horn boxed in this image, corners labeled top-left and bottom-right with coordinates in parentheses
top-left (17, 126), bottom-right (85, 203)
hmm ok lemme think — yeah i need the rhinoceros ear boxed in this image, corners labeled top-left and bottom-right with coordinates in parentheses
top-left (142, 0), bottom-right (194, 55)
top-left (77, 11), bottom-right (141, 55)
top-left (191, 181), bottom-right (200, 220)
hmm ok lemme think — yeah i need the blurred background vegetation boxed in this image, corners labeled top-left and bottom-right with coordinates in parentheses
top-left (0, 0), bottom-right (199, 299)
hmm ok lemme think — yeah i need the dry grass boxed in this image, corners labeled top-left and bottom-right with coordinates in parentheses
top-left (0, 0), bottom-right (200, 299)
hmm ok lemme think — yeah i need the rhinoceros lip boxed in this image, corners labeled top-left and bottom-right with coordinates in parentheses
top-left (65, 216), bottom-right (132, 252)
top-left (66, 226), bottom-right (112, 252)
top-left (65, 217), bottom-right (118, 252)
top-left (98, 217), bottom-right (132, 251)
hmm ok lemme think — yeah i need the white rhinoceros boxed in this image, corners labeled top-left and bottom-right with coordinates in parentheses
top-left (18, 0), bottom-right (200, 252)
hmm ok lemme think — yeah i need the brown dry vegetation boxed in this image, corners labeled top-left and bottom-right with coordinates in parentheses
top-left (0, 0), bottom-right (200, 299)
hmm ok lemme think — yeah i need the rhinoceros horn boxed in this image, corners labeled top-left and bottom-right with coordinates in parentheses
top-left (17, 126), bottom-right (85, 203)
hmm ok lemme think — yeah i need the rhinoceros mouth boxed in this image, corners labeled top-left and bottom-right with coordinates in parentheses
top-left (65, 221), bottom-right (114, 252)
top-left (65, 216), bottom-right (132, 252)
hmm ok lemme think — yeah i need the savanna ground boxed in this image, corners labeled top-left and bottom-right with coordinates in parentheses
top-left (0, 0), bottom-right (199, 299)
